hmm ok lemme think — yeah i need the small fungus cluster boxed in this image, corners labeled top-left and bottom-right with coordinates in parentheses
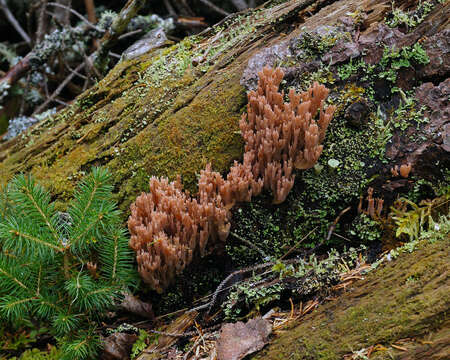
top-left (128, 67), bottom-right (335, 292)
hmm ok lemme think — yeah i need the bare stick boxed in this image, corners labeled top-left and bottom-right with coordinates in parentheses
top-left (47, 2), bottom-right (101, 31)
top-left (279, 226), bottom-right (318, 261)
top-left (326, 206), bottom-right (351, 241)
top-left (230, 231), bottom-right (268, 259)
top-left (65, 63), bottom-right (87, 80)
top-left (0, 0), bottom-right (31, 44)
top-left (198, 0), bottom-right (230, 16)
top-left (36, 0), bottom-right (49, 44)
top-left (108, 52), bottom-right (121, 59)
top-left (83, 0), bottom-right (97, 24)
top-left (118, 29), bottom-right (143, 40)
top-left (33, 61), bottom-right (85, 115)
top-left (231, 0), bottom-right (249, 11)
top-left (163, 0), bottom-right (176, 16)
top-left (172, 0), bottom-right (195, 16)
top-left (94, 0), bottom-right (146, 72)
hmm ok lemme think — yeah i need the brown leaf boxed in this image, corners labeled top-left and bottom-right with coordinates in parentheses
top-left (101, 333), bottom-right (138, 360)
top-left (216, 317), bottom-right (272, 360)
top-left (120, 293), bottom-right (155, 320)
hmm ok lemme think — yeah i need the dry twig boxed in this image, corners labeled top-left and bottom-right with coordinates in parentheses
top-left (47, 2), bottom-right (101, 31)
top-left (33, 61), bottom-right (85, 114)
top-left (0, 0), bottom-right (31, 44)
top-left (198, 0), bottom-right (230, 16)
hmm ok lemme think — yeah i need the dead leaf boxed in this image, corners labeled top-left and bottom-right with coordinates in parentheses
top-left (120, 293), bottom-right (155, 320)
top-left (101, 333), bottom-right (138, 360)
top-left (216, 317), bottom-right (272, 360)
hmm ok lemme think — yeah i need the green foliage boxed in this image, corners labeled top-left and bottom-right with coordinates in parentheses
top-left (0, 168), bottom-right (137, 360)
top-left (5, 346), bottom-right (61, 360)
top-left (337, 58), bottom-right (367, 81)
top-left (130, 329), bottom-right (149, 359)
top-left (0, 43), bottom-right (19, 67)
top-left (350, 214), bottom-right (382, 243)
top-left (223, 247), bottom-right (364, 320)
top-left (378, 43), bottom-right (429, 83)
top-left (390, 88), bottom-right (429, 130)
top-left (370, 211), bottom-right (449, 271)
top-left (391, 192), bottom-right (449, 241)
top-left (0, 322), bottom-right (49, 355)
top-left (386, 0), bottom-right (444, 29)
top-left (337, 43), bottom-right (429, 84)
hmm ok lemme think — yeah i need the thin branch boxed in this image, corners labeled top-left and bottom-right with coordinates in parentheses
top-left (230, 231), bottom-right (267, 259)
top-left (326, 206), bottom-right (351, 241)
top-left (172, 0), bottom-right (195, 16)
top-left (53, 98), bottom-right (70, 106)
top-left (331, 232), bottom-right (351, 242)
top-left (65, 63), bottom-right (87, 80)
top-left (231, 0), bottom-right (249, 11)
top-left (47, 2), bottom-right (102, 31)
top-left (94, 0), bottom-right (146, 73)
top-left (279, 226), bottom-right (317, 261)
top-left (84, 52), bottom-right (101, 78)
top-left (33, 61), bottom-right (85, 115)
top-left (118, 29), bottom-right (143, 40)
top-left (0, 0), bottom-right (31, 44)
top-left (83, 0), bottom-right (97, 24)
top-left (108, 51), bottom-right (121, 59)
top-left (198, 0), bottom-right (230, 17)
top-left (163, 0), bottom-right (176, 16)
top-left (36, 0), bottom-right (49, 44)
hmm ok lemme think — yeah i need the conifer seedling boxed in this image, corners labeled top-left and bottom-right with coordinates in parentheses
top-left (0, 167), bottom-right (137, 359)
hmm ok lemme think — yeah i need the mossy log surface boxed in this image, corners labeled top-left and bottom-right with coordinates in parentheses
top-left (0, 0), bottom-right (320, 214)
top-left (1, 0), bottom-right (447, 221)
top-left (253, 238), bottom-right (449, 360)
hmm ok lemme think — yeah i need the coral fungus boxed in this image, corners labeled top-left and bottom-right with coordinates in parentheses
top-left (238, 66), bottom-right (335, 203)
top-left (128, 67), bottom-right (335, 292)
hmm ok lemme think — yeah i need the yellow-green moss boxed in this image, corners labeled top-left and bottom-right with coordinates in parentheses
top-left (252, 238), bottom-right (449, 359)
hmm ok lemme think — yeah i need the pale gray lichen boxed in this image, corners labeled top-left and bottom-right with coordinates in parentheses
top-left (4, 107), bottom-right (56, 140)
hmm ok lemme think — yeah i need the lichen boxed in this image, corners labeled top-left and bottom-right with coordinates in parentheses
top-left (252, 220), bottom-right (449, 359)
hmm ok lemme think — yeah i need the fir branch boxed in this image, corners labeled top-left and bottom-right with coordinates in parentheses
top-left (35, 296), bottom-right (62, 319)
top-left (9, 175), bottom-right (60, 244)
top-left (59, 329), bottom-right (100, 360)
top-left (0, 254), bottom-right (37, 294)
top-left (52, 312), bottom-right (81, 336)
top-left (3, 224), bottom-right (64, 254)
top-left (69, 212), bottom-right (105, 255)
top-left (98, 227), bottom-right (136, 284)
top-left (0, 296), bottom-right (35, 320)
top-left (68, 167), bottom-right (118, 254)
top-left (0, 265), bottom-right (28, 290)
top-left (0, 167), bottom-right (132, 359)
top-left (69, 167), bottom-right (113, 222)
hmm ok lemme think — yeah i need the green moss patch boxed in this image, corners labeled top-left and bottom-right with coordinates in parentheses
top-left (253, 237), bottom-right (449, 359)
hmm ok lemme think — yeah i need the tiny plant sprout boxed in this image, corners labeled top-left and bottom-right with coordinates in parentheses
top-left (314, 163), bottom-right (324, 174)
top-left (328, 158), bottom-right (340, 169)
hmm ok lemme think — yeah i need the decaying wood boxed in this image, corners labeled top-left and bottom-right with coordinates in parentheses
top-left (137, 311), bottom-right (198, 360)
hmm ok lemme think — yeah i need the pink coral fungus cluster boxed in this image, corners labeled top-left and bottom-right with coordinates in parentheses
top-left (128, 67), bottom-right (335, 292)
top-left (128, 174), bottom-right (228, 293)
top-left (239, 67), bottom-right (335, 203)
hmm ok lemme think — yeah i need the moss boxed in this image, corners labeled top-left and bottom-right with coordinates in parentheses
top-left (9, 348), bottom-right (61, 360)
top-left (385, 0), bottom-right (444, 30)
top-left (252, 235), bottom-right (449, 359)
top-left (1, 5), bottom-right (279, 217)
